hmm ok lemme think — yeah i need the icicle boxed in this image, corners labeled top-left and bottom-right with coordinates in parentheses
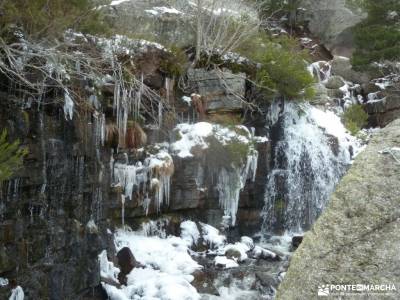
top-left (217, 149), bottom-right (258, 226)
top-left (217, 168), bottom-right (242, 226)
top-left (114, 163), bottom-right (138, 199)
top-left (12, 178), bottom-right (21, 200)
top-left (89, 94), bottom-right (100, 110)
top-left (145, 151), bottom-right (174, 212)
top-left (121, 195), bottom-right (125, 227)
top-left (143, 193), bottom-right (151, 216)
top-left (63, 90), bottom-right (74, 120)
top-left (94, 112), bottom-right (106, 146)
top-left (100, 113), bottom-right (106, 146)
top-left (165, 77), bottom-right (170, 104)
top-left (110, 149), bottom-right (115, 174)
top-left (158, 101), bottom-right (163, 129)
top-left (137, 73), bottom-right (144, 121)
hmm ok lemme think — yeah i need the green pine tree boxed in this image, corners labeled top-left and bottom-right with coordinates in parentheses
top-left (351, 0), bottom-right (400, 71)
top-left (255, 36), bottom-right (315, 99)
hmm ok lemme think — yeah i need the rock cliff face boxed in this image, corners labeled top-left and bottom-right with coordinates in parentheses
top-left (0, 93), bottom-right (113, 299)
top-left (0, 51), bottom-right (268, 298)
top-left (276, 119), bottom-right (400, 300)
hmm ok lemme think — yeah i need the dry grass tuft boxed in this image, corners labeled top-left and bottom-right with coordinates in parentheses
top-left (125, 122), bottom-right (148, 149)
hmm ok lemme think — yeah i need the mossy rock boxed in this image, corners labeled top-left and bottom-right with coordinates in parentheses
top-left (225, 249), bottom-right (242, 260)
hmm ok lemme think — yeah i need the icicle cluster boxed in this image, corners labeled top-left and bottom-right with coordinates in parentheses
top-left (217, 149), bottom-right (259, 226)
top-left (93, 112), bottom-right (106, 146)
top-left (145, 151), bottom-right (174, 212)
top-left (112, 62), bottom-right (142, 146)
top-left (113, 161), bottom-right (148, 200)
top-left (112, 150), bottom-right (174, 215)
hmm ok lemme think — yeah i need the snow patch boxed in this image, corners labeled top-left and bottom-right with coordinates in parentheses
top-left (214, 256), bottom-right (239, 268)
top-left (101, 228), bottom-right (202, 300)
top-left (171, 122), bottom-right (213, 158)
top-left (99, 250), bottom-right (120, 283)
top-left (110, 0), bottom-right (130, 6)
top-left (0, 277), bottom-right (8, 287)
top-left (308, 105), bottom-right (363, 157)
top-left (145, 6), bottom-right (183, 16)
top-left (114, 229), bottom-right (201, 276)
top-left (182, 96), bottom-right (192, 106)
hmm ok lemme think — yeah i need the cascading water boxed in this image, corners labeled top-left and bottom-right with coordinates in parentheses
top-left (262, 100), bottom-right (359, 233)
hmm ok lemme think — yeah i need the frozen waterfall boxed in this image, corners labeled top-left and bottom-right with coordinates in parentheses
top-left (262, 101), bottom-right (361, 233)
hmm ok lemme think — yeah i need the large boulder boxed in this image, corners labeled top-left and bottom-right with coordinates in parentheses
top-left (309, 83), bottom-right (329, 105)
top-left (324, 75), bottom-right (345, 89)
top-left (117, 247), bottom-right (140, 285)
top-left (331, 56), bottom-right (370, 84)
top-left (299, 0), bottom-right (366, 56)
top-left (276, 119), bottom-right (400, 300)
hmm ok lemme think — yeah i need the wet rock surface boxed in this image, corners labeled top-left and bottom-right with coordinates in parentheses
top-left (364, 89), bottom-right (400, 127)
top-left (0, 97), bottom-right (111, 299)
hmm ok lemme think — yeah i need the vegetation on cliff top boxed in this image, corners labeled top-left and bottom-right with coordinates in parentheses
top-left (0, 0), bottom-right (312, 99)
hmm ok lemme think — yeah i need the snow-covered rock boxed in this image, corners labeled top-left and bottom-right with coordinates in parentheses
top-left (252, 246), bottom-right (278, 260)
top-left (180, 220), bottom-right (200, 247)
top-left (200, 223), bottom-right (226, 249)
